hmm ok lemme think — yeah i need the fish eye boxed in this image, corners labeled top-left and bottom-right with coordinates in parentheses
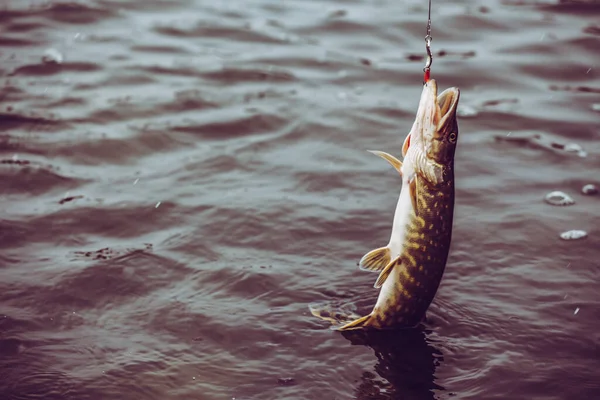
top-left (448, 132), bottom-right (457, 143)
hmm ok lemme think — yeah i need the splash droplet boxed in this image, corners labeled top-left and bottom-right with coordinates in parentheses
top-left (582, 184), bottom-right (598, 195)
top-left (42, 48), bottom-right (63, 64)
top-left (563, 143), bottom-right (587, 158)
top-left (544, 191), bottom-right (575, 206)
top-left (559, 230), bottom-right (587, 240)
top-left (574, 307), bottom-right (580, 315)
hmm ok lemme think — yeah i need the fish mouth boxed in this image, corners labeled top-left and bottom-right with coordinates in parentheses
top-left (436, 84), bottom-right (460, 131)
top-left (411, 79), bottom-right (460, 150)
top-left (422, 79), bottom-right (460, 129)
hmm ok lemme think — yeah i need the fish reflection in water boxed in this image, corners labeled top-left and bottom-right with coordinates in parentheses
top-left (341, 328), bottom-right (444, 400)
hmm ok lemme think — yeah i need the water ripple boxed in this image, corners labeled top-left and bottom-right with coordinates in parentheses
top-left (0, 0), bottom-right (599, 399)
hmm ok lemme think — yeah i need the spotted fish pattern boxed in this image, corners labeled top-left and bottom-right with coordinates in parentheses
top-left (310, 79), bottom-right (460, 330)
top-left (357, 166), bottom-right (455, 328)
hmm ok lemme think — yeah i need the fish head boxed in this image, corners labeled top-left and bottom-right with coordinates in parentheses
top-left (417, 79), bottom-right (461, 166)
top-left (401, 79), bottom-right (460, 185)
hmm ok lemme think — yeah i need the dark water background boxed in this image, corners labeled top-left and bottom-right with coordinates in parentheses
top-left (1, 0), bottom-right (599, 399)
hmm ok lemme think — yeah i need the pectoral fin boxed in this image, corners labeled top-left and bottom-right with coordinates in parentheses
top-left (374, 256), bottom-right (401, 289)
top-left (359, 246), bottom-right (391, 272)
top-left (409, 176), bottom-right (418, 216)
top-left (402, 134), bottom-right (411, 157)
top-left (367, 150), bottom-right (402, 175)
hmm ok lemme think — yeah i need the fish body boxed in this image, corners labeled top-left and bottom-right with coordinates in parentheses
top-left (311, 79), bottom-right (460, 330)
top-left (358, 150), bottom-right (455, 329)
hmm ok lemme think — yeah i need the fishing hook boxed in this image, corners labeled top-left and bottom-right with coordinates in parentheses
top-left (423, 0), bottom-right (433, 83)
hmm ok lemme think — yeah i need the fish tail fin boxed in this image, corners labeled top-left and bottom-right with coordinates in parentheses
top-left (359, 246), bottom-right (391, 272)
top-left (335, 314), bottom-right (375, 331)
top-left (309, 303), bottom-right (361, 327)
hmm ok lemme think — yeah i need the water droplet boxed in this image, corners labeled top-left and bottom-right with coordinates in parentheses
top-left (42, 48), bottom-right (63, 64)
top-left (581, 184), bottom-right (598, 195)
top-left (563, 143), bottom-right (587, 158)
top-left (544, 191), bottom-right (575, 206)
top-left (155, 202), bottom-right (161, 208)
top-left (564, 143), bottom-right (581, 152)
top-left (133, 178), bottom-right (139, 185)
top-left (574, 307), bottom-right (580, 315)
top-left (559, 230), bottom-right (587, 240)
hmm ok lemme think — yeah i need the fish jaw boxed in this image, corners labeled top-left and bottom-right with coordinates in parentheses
top-left (399, 80), bottom-right (438, 159)
top-left (406, 79), bottom-right (439, 151)
top-left (429, 85), bottom-right (460, 165)
top-left (404, 79), bottom-right (460, 184)
top-left (412, 79), bottom-right (460, 159)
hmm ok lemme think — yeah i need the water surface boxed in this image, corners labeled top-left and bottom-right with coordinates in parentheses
top-left (1, 0), bottom-right (599, 399)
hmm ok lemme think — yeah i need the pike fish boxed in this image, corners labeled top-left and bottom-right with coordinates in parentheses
top-left (311, 79), bottom-right (460, 330)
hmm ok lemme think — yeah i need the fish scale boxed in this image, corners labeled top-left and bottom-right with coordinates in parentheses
top-left (364, 170), bottom-right (454, 329)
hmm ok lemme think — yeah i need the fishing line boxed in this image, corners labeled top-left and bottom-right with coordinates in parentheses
top-left (423, 0), bottom-right (433, 83)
